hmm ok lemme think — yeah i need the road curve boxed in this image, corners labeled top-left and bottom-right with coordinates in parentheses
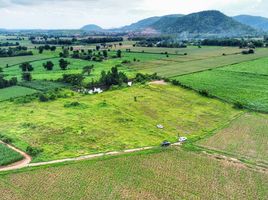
top-left (0, 142), bottom-right (181, 172)
top-left (0, 142), bottom-right (32, 172)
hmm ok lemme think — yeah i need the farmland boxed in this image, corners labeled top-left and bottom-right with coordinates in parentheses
top-left (198, 112), bottom-right (268, 164)
top-left (0, 147), bottom-right (267, 200)
top-left (0, 86), bottom-right (37, 102)
top-left (0, 143), bottom-right (23, 166)
top-left (131, 48), bottom-right (268, 77)
top-left (0, 33), bottom-right (268, 200)
top-left (175, 57), bottom-right (268, 112)
top-left (0, 84), bottom-right (239, 162)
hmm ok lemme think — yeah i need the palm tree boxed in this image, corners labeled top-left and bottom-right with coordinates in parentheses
top-left (82, 65), bottom-right (94, 76)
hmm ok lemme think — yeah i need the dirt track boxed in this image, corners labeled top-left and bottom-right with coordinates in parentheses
top-left (0, 142), bottom-right (181, 172)
top-left (0, 142), bottom-right (31, 172)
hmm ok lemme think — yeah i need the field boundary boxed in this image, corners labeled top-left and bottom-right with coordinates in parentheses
top-left (6, 56), bottom-right (59, 68)
top-left (168, 55), bottom-right (268, 78)
top-left (0, 142), bottom-right (181, 172)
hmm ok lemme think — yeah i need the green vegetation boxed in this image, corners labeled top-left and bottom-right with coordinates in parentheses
top-left (0, 84), bottom-right (238, 162)
top-left (175, 57), bottom-right (268, 112)
top-left (0, 86), bottom-right (37, 101)
top-left (131, 47), bottom-right (268, 77)
top-left (0, 143), bottom-right (23, 166)
top-left (0, 147), bottom-right (266, 199)
top-left (198, 112), bottom-right (268, 164)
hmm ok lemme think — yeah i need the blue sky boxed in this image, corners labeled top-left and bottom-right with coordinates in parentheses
top-left (0, 0), bottom-right (267, 29)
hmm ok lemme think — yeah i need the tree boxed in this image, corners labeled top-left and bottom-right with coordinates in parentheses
top-left (60, 49), bottom-right (69, 58)
top-left (103, 50), bottom-right (108, 58)
top-left (19, 62), bottom-right (34, 72)
top-left (43, 61), bottom-right (54, 71)
top-left (82, 65), bottom-right (94, 76)
top-left (61, 74), bottom-right (84, 86)
top-left (22, 72), bottom-right (32, 81)
top-left (116, 50), bottom-right (122, 58)
top-left (59, 59), bottom-right (70, 70)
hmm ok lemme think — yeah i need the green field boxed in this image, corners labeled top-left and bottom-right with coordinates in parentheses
top-left (0, 84), bottom-right (239, 162)
top-left (0, 147), bottom-right (266, 200)
top-left (0, 143), bottom-right (23, 166)
top-left (198, 112), bottom-right (268, 164)
top-left (131, 48), bottom-right (268, 77)
top-left (175, 57), bottom-right (268, 112)
top-left (0, 50), bottom-right (59, 68)
top-left (2, 51), bottom-right (174, 82)
top-left (19, 80), bottom-right (67, 91)
top-left (0, 86), bottom-right (37, 102)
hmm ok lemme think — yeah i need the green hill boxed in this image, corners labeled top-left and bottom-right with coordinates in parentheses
top-left (151, 10), bottom-right (256, 36)
top-left (233, 15), bottom-right (268, 31)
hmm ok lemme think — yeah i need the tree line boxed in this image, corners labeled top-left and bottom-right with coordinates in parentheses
top-left (0, 46), bottom-right (33, 57)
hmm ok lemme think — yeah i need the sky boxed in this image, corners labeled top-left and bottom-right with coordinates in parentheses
top-left (0, 0), bottom-right (267, 29)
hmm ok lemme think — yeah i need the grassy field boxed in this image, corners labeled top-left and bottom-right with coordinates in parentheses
top-left (0, 86), bottom-right (37, 102)
top-left (131, 48), bottom-right (268, 77)
top-left (19, 80), bottom-right (67, 91)
top-left (0, 147), bottom-right (266, 200)
top-left (2, 51), bottom-right (174, 82)
top-left (198, 112), bottom-right (268, 164)
top-left (0, 50), bottom-right (59, 68)
top-left (0, 143), bottom-right (23, 166)
top-left (0, 84), bottom-right (239, 162)
top-left (175, 57), bottom-right (268, 112)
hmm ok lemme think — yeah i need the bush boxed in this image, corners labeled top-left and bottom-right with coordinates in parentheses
top-left (39, 93), bottom-right (49, 102)
top-left (233, 102), bottom-right (244, 109)
top-left (0, 134), bottom-right (13, 144)
top-left (198, 90), bottom-right (210, 97)
top-left (26, 146), bottom-right (43, 156)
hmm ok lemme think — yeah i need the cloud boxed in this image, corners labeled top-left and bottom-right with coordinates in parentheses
top-left (0, 0), bottom-right (267, 29)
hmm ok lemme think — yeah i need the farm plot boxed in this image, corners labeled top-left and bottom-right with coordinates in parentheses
top-left (2, 51), bottom-right (170, 82)
top-left (0, 143), bottom-right (23, 166)
top-left (175, 57), bottom-right (268, 112)
top-left (0, 50), bottom-right (58, 68)
top-left (132, 48), bottom-right (268, 77)
top-left (0, 147), bottom-right (266, 200)
top-left (198, 112), bottom-right (268, 164)
top-left (0, 86), bottom-right (37, 102)
top-left (0, 84), bottom-right (239, 162)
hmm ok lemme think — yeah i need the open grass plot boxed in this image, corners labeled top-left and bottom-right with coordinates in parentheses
top-left (132, 48), bottom-right (268, 77)
top-left (175, 57), bottom-right (268, 112)
top-left (217, 56), bottom-right (268, 76)
top-left (0, 143), bottom-right (23, 166)
top-left (0, 84), bottom-right (238, 162)
top-left (0, 50), bottom-right (59, 68)
top-left (0, 147), bottom-right (266, 200)
top-left (2, 51), bottom-right (170, 81)
top-left (0, 86), bottom-right (37, 102)
top-left (198, 112), bottom-right (268, 164)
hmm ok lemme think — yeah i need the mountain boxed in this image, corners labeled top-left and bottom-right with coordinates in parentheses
top-left (120, 14), bottom-right (184, 31)
top-left (81, 24), bottom-right (103, 32)
top-left (233, 15), bottom-right (268, 31)
top-left (81, 10), bottom-right (258, 36)
top-left (150, 10), bottom-right (256, 36)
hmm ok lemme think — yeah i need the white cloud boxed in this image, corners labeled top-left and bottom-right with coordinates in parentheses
top-left (0, 0), bottom-right (267, 29)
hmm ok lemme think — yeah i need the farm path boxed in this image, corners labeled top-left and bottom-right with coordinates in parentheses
top-left (0, 142), bottom-right (32, 172)
top-left (0, 142), bottom-right (181, 172)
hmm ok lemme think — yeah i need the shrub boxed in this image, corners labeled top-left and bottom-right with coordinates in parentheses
top-left (0, 134), bottom-right (13, 144)
top-left (233, 102), bottom-right (244, 109)
top-left (26, 146), bottom-right (43, 156)
top-left (39, 93), bottom-right (49, 102)
top-left (198, 90), bottom-right (210, 97)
